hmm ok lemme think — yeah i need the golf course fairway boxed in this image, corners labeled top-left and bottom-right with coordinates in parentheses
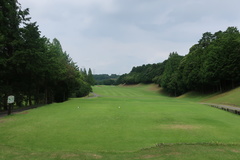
top-left (1, 84), bottom-right (240, 159)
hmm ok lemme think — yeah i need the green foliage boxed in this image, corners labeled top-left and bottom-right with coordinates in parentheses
top-left (116, 62), bottom-right (166, 85)
top-left (0, 0), bottom-right (29, 110)
top-left (160, 52), bottom-right (184, 96)
top-left (94, 74), bottom-right (120, 85)
top-left (117, 27), bottom-right (240, 96)
top-left (87, 68), bottom-right (95, 86)
top-left (182, 27), bottom-right (240, 93)
top-left (0, 1), bottom-right (91, 110)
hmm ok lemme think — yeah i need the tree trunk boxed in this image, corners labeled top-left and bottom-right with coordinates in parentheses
top-left (219, 82), bottom-right (222, 93)
top-left (3, 94), bottom-right (8, 111)
top-left (28, 94), bottom-right (32, 106)
top-left (35, 88), bottom-right (40, 105)
top-left (232, 80), bottom-right (235, 89)
top-left (45, 88), bottom-right (48, 104)
top-left (7, 104), bottom-right (12, 115)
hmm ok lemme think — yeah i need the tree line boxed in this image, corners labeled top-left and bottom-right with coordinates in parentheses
top-left (93, 74), bottom-right (119, 85)
top-left (117, 27), bottom-right (240, 96)
top-left (0, 0), bottom-right (93, 111)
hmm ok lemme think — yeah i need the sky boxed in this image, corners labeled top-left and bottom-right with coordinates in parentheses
top-left (18, 0), bottom-right (240, 75)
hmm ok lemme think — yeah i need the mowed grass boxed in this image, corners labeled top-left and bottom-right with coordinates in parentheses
top-left (1, 84), bottom-right (240, 159)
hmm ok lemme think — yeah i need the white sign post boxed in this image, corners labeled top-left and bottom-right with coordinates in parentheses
top-left (7, 95), bottom-right (15, 104)
top-left (7, 95), bottom-right (14, 115)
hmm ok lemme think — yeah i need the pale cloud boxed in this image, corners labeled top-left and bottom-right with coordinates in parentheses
top-left (18, 0), bottom-right (240, 74)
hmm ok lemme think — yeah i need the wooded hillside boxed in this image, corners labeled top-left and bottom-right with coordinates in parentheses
top-left (117, 27), bottom-right (240, 96)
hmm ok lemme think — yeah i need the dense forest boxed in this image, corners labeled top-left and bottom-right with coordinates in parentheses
top-left (117, 27), bottom-right (240, 96)
top-left (0, 1), bottom-right (93, 112)
top-left (93, 74), bottom-right (120, 85)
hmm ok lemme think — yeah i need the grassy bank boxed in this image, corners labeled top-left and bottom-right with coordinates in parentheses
top-left (178, 86), bottom-right (240, 107)
top-left (204, 87), bottom-right (240, 107)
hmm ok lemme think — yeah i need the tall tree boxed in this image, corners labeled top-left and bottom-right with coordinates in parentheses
top-left (160, 52), bottom-right (184, 96)
top-left (87, 68), bottom-right (95, 86)
top-left (0, 0), bottom-right (29, 110)
top-left (0, 1), bottom-right (93, 112)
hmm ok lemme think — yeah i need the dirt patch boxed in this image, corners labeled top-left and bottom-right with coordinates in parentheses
top-left (61, 153), bottom-right (79, 159)
top-left (147, 84), bottom-right (160, 92)
top-left (215, 148), bottom-right (226, 152)
top-left (136, 152), bottom-right (180, 159)
top-left (136, 154), bottom-right (160, 159)
top-left (0, 118), bottom-right (14, 124)
top-left (160, 124), bottom-right (201, 130)
top-left (166, 152), bottom-right (181, 156)
top-left (30, 152), bottom-right (39, 156)
top-left (86, 153), bottom-right (103, 159)
top-left (50, 153), bottom-right (58, 158)
top-left (231, 149), bottom-right (240, 153)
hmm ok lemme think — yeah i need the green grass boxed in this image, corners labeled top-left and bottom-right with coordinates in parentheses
top-left (1, 84), bottom-right (240, 159)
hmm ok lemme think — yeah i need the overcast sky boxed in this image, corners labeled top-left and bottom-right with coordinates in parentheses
top-left (18, 0), bottom-right (240, 74)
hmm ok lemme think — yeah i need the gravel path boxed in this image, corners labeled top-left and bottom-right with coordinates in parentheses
top-left (201, 103), bottom-right (240, 115)
top-left (86, 92), bottom-right (100, 99)
top-left (0, 104), bottom-right (43, 118)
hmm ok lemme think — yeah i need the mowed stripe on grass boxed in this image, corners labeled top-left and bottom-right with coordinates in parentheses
top-left (1, 84), bottom-right (240, 159)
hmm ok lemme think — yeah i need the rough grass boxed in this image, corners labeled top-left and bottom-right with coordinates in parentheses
top-left (179, 86), bottom-right (240, 107)
top-left (1, 84), bottom-right (240, 159)
top-left (204, 87), bottom-right (240, 107)
top-left (1, 143), bottom-right (240, 160)
top-left (177, 91), bottom-right (217, 102)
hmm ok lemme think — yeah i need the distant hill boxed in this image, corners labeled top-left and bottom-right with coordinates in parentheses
top-left (93, 74), bottom-right (120, 85)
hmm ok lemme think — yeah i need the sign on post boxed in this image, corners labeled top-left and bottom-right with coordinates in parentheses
top-left (7, 95), bottom-right (15, 104)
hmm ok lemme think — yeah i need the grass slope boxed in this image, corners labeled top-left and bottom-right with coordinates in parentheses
top-left (179, 86), bottom-right (240, 107)
top-left (1, 84), bottom-right (240, 159)
top-left (204, 87), bottom-right (240, 107)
